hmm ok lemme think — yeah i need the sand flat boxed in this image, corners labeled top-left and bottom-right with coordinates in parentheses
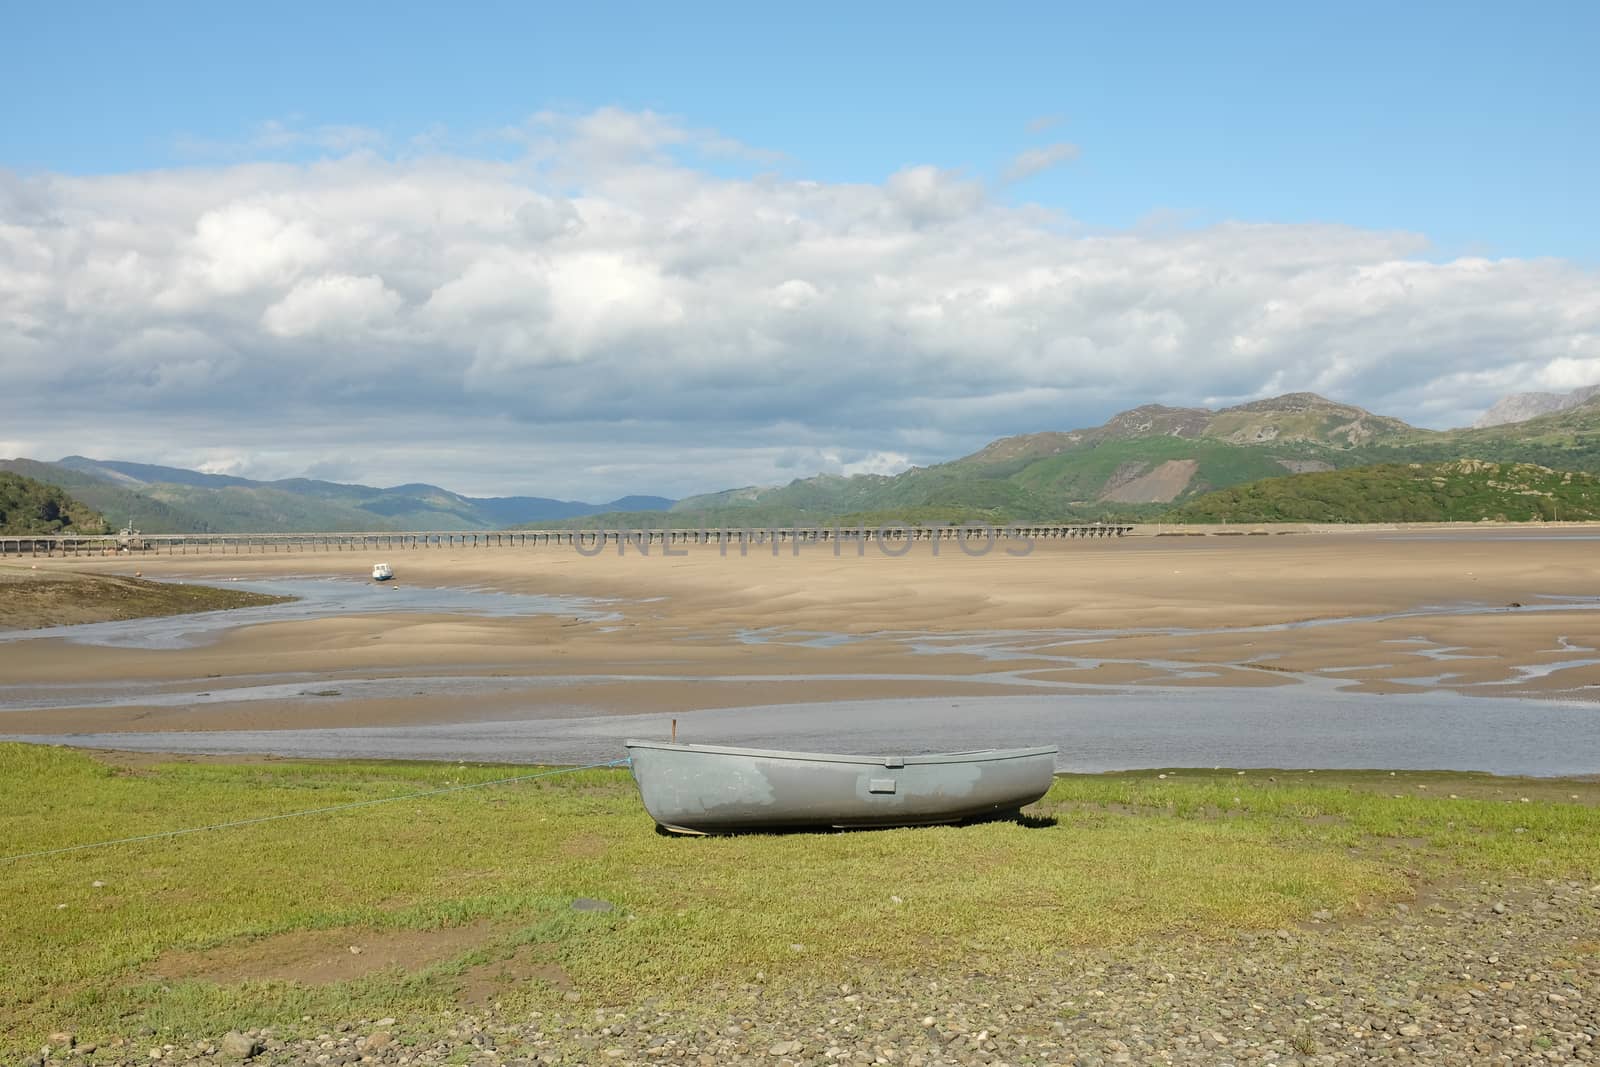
top-left (2, 531), bottom-right (1598, 738)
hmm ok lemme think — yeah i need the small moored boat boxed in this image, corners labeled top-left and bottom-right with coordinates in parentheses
top-left (625, 739), bottom-right (1057, 834)
top-left (371, 562), bottom-right (394, 581)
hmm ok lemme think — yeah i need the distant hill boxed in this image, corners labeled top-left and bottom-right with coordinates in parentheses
top-left (1474, 383), bottom-right (1600, 428)
top-left (1167, 460), bottom-right (1600, 524)
top-left (537, 392), bottom-right (1600, 529)
top-left (652, 393), bottom-right (1412, 526)
top-left (0, 471), bottom-right (107, 535)
top-left (1356, 396), bottom-right (1600, 470)
top-left (0, 458), bottom-right (674, 534)
top-left (16, 390), bottom-right (1600, 533)
top-left (56, 456), bottom-right (258, 489)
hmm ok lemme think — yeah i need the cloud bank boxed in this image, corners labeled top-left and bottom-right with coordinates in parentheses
top-left (2, 108), bottom-right (1597, 498)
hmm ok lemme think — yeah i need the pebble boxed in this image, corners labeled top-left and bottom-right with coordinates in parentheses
top-left (22, 880), bottom-right (1600, 1067)
top-left (219, 1031), bottom-right (261, 1060)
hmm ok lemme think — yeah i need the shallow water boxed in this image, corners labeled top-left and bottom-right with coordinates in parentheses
top-left (0, 669), bottom-right (1063, 713)
top-left (10, 687), bottom-right (1599, 777)
top-left (5, 573), bottom-right (1599, 776)
top-left (0, 577), bottom-right (617, 649)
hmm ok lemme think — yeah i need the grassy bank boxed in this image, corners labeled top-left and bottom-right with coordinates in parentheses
top-left (0, 568), bottom-right (289, 630)
top-left (3, 745), bottom-right (1599, 1054)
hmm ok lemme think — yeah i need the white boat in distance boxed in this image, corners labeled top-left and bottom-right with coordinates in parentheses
top-left (371, 562), bottom-right (394, 581)
top-left (625, 740), bottom-right (1058, 834)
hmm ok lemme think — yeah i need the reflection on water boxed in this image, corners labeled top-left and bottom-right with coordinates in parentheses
top-left (9, 687), bottom-right (1599, 777)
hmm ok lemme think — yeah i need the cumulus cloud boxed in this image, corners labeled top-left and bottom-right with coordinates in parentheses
top-left (1001, 142), bottom-right (1080, 182)
top-left (2, 108), bottom-right (1598, 499)
top-left (833, 451), bottom-right (914, 478)
top-left (261, 274), bottom-right (403, 338)
top-left (884, 165), bottom-right (986, 225)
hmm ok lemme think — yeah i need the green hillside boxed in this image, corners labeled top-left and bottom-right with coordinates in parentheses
top-left (1355, 400), bottom-right (1600, 470)
top-left (0, 459), bottom-right (205, 533)
top-left (128, 483), bottom-right (401, 533)
top-left (1167, 461), bottom-right (1600, 524)
top-left (0, 472), bottom-right (107, 535)
top-left (649, 393), bottom-right (1600, 526)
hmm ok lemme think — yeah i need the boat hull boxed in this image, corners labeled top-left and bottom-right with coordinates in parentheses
top-left (625, 740), bottom-right (1058, 834)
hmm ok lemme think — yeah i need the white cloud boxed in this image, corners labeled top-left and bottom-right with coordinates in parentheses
top-left (883, 165), bottom-right (986, 225)
top-left (1001, 142), bottom-right (1080, 182)
top-left (834, 450), bottom-right (914, 477)
top-left (2, 108), bottom-right (1598, 499)
top-left (194, 453), bottom-right (253, 476)
top-left (261, 274), bottom-right (403, 338)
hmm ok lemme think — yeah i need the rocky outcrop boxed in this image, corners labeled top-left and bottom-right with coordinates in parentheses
top-left (1474, 383), bottom-right (1600, 428)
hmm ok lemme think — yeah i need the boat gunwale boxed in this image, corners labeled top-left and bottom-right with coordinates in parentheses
top-left (624, 739), bottom-right (1059, 767)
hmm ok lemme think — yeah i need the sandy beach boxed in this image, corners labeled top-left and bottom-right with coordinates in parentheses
top-left (3, 531), bottom-right (1598, 748)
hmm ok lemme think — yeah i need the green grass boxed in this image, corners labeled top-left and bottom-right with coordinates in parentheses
top-left (4, 746), bottom-right (1599, 1053)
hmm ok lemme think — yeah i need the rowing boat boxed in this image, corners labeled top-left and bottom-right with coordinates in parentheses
top-left (625, 739), bottom-right (1057, 834)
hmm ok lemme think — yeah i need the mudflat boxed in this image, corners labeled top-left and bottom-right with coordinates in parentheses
top-left (1, 530), bottom-right (1597, 736)
top-left (0, 565), bottom-right (289, 632)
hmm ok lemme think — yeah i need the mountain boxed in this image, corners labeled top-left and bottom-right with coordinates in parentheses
top-left (0, 471), bottom-right (107, 535)
top-left (1474, 383), bottom-right (1600, 428)
top-left (14, 391), bottom-right (1600, 533)
top-left (567, 391), bottom-right (1600, 529)
top-left (643, 393), bottom-right (1422, 525)
top-left (0, 458), bottom-right (674, 534)
top-left (1168, 460), bottom-right (1600, 524)
top-left (958, 393), bottom-right (1413, 465)
top-left (0, 458), bottom-right (201, 533)
top-left (56, 457), bottom-right (257, 489)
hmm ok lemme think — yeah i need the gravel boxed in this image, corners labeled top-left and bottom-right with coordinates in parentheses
top-left (33, 880), bottom-right (1599, 1066)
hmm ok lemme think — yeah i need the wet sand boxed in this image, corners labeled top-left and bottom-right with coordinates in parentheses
top-left (0, 565), bottom-right (287, 629)
top-left (2, 531), bottom-right (1599, 766)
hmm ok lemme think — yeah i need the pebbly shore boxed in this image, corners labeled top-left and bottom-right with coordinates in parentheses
top-left (27, 878), bottom-right (1599, 1067)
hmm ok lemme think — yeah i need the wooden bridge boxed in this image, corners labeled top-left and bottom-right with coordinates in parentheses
top-left (0, 523), bottom-right (1133, 557)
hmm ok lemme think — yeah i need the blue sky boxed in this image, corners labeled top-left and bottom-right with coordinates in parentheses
top-left (7, 1), bottom-right (1596, 260)
top-left (2, 2), bottom-right (1598, 497)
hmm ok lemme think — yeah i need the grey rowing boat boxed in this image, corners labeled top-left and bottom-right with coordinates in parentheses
top-left (624, 740), bottom-right (1058, 834)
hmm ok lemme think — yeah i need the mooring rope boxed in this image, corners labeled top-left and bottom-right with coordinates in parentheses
top-left (0, 757), bottom-right (631, 865)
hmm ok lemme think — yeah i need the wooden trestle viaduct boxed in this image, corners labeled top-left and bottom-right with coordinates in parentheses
top-left (1, 524), bottom-right (1133, 557)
